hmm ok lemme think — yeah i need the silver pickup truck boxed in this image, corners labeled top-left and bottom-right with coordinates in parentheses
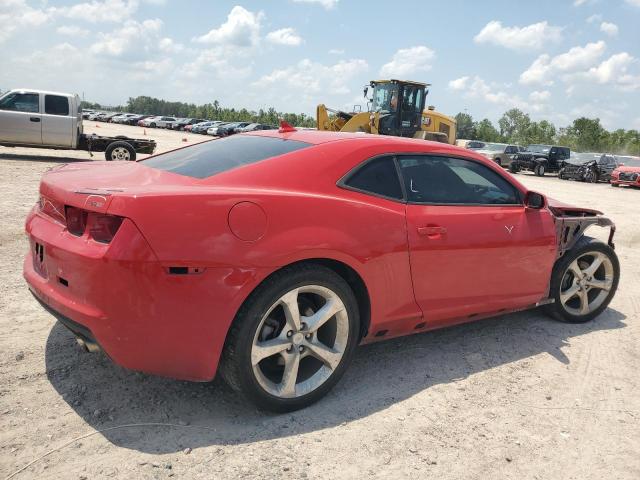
top-left (0, 88), bottom-right (155, 160)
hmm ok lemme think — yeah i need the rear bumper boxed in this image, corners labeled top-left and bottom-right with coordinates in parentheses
top-left (24, 207), bottom-right (270, 381)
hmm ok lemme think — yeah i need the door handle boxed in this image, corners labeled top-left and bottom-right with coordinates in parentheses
top-left (417, 225), bottom-right (447, 236)
top-left (30, 117), bottom-right (41, 122)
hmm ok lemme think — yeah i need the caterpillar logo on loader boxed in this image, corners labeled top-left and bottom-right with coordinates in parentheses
top-left (316, 79), bottom-right (457, 144)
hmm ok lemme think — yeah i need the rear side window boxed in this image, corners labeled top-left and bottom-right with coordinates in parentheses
top-left (342, 156), bottom-right (403, 200)
top-left (45, 95), bottom-right (69, 116)
top-left (142, 135), bottom-right (311, 179)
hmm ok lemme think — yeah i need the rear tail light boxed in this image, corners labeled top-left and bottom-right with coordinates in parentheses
top-left (64, 206), bottom-right (123, 243)
top-left (65, 206), bottom-right (87, 236)
top-left (88, 214), bottom-right (124, 243)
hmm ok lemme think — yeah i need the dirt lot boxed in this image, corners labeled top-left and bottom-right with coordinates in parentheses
top-left (1, 124), bottom-right (639, 479)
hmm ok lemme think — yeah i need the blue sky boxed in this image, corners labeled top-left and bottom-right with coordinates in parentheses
top-left (1, 0), bottom-right (639, 129)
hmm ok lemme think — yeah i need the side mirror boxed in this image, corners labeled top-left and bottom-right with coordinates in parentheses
top-left (525, 191), bottom-right (545, 209)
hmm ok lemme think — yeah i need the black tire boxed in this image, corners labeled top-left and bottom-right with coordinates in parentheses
top-left (544, 236), bottom-right (619, 323)
top-left (105, 141), bottom-right (136, 161)
top-left (558, 168), bottom-right (566, 180)
top-left (150, 122), bottom-right (156, 128)
top-left (534, 163), bottom-right (546, 176)
top-left (509, 163), bottom-right (519, 174)
top-left (611, 182), bottom-right (619, 187)
top-left (494, 158), bottom-right (502, 166)
top-left (585, 169), bottom-right (597, 183)
top-left (220, 263), bottom-right (360, 412)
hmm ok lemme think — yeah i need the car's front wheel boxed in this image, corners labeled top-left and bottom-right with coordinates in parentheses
top-left (534, 163), bottom-right (546, 176)
top-left (545, 237), bottom-right (619, 323)
top-left (221, 264), bottom-right (360, 412)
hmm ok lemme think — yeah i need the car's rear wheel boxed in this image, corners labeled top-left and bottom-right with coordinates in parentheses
top-left (220, 264), bottom-right (360, 412)
top-left (545, 237), bottom-right (619, 323)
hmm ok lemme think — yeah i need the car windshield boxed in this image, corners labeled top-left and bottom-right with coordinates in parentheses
top-left (141, 135), bottom-right (312, 179)
top-left (525, 144), bottom-right (552, 153)
top-left (482, 143), bottom-right (507, 152)
top-left (372, 83), bottom-right (399, 112)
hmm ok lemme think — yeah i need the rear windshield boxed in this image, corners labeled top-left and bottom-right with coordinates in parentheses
top-left (141, 135), bottom-right (312, 179)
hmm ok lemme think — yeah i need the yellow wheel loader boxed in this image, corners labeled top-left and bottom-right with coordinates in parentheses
top-left (317, 79), bottom-right (456, 144)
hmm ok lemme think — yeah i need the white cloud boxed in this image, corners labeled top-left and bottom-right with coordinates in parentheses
top-left (519, 41), bottom-right (606, 85)
top-left (474, 20), bottom-right (563, 51)
top-left (529, 90), bottom-right (551, 102)
top-left (448, 76), bottom-right (469, 90)
top-left (293, 0), bottom-right (339, 9)
top-left (258, 58), bottom-right (367, 94)
top-left (626, 0), bottom-right (640, 6)
top-left (0, 0), bottom-right (52, 43)
top-left (266, 27), bottom-right (303, 46)
top-left (56, 25), bottom-right (90, 36)
top-left (328, 48), bottom-right (344, 55)
top-left (181, 47), bottom-right (253, 80)
top-left (194, 6), bottom-right (263, 47)
top-left (600, 21), bottom-right (619, 36)
top-left (379, 46), bottom-right (434, 77)
top-left (89, 18), bottom-right (180, 60)
top-left (57, 0), bottom-right (140, 23)
top-left (448, 75), bottom-right (526, 109)
top-left (586, 14), bottom-right (602, 23)
top-left (583, 53), bottom-right (640, 90)
top-left (574, 0), bottom-right (589, 5)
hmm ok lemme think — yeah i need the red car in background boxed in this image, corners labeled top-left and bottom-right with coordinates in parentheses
top-left (611, 156), bottom-right (640, 187)
top-left (23, 127), bottom-right (620, 411)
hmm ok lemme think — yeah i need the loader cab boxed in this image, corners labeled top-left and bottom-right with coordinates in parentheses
top-left (370, 80), bottom-right (427, 137)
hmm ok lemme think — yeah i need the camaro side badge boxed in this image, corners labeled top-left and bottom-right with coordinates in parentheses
top-left (505, 225), bottom-right (515, 234)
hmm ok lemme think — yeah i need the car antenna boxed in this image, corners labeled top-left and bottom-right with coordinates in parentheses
top-left (279, 119), bottom-right (297, 133)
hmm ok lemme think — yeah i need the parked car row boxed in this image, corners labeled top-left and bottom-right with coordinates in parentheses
top-left (457, 138), bottom-right (640, 188)
top-left (81, 109), bottom-right (278, 137)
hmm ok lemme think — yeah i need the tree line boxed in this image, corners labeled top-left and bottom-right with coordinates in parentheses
top-left (455, 109), bottom-right (640, 156)
top-left (81, 96), bottom-right (317, 128)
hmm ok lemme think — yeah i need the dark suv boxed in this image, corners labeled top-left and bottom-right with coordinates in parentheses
top-left (509, 145), bottom-right (571, 176)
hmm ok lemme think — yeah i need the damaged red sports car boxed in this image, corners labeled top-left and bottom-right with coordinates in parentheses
top-left (24, 128), bottom-right (620, 411)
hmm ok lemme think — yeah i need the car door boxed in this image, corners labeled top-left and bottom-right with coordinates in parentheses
top-left (0, 91), bottom-right (42, 144)
top-left (399, 154), bottom-right (557, 328)
top-left (42, 94), bottom-right (73, 147)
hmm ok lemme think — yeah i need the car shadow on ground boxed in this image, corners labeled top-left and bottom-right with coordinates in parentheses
top-left (0, 153), bottom-right (89, 163)
top-left (45, 307), bottom-right (626, 454)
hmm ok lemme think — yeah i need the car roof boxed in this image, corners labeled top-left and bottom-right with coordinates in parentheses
top-left (245, 129), bottom-right (477, 154)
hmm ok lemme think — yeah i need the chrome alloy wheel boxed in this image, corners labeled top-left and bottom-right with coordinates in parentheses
top-left (111, 147), bottom-right (131, 161)
top-left (560, 251), bottom-right (614, 316)
top-left (251, 285), bottom-right (349, 399)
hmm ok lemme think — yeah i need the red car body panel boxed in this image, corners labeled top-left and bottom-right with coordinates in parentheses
top-left (611, 165), bottom-right (640, 186)
top-left (25, 130), bottom-right (567, 381)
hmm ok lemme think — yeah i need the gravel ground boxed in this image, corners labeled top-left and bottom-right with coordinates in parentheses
top-left (1, 124), bottom-right (639, 479)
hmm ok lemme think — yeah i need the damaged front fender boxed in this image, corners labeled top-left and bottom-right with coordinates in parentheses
top-left (549, 201), bottom-right (616, 258)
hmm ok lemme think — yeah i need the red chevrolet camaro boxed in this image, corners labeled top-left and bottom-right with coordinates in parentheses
top-left (24, 127), bottom-right (620, 411)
